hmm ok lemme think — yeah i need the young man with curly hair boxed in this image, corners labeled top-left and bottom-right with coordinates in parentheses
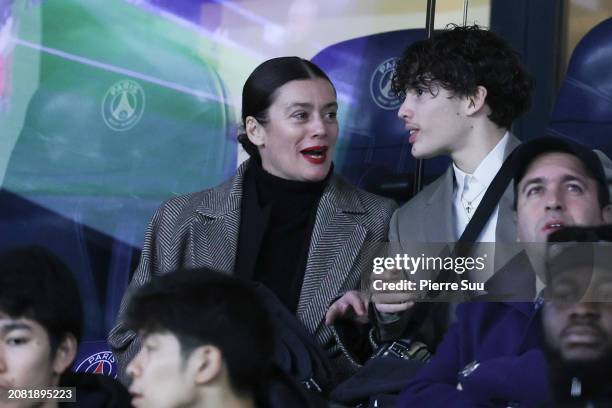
top-left (373, 25), bottom-right (534, 336)
top-left (389, 23), bottom-right (532, 254)
top-left (327, 25), bottom-right (533, 340)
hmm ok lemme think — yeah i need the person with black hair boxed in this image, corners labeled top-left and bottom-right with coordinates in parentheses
top-left (125, 268), bottom-right (320, 408)
top-left (109, 56), bottom-right (397, 382)
top-left (0, 246), bottom-right (130, 408)
top-left (327, 24), bottom-right (533, 344)
top-left (542, 226), bottom-right (612, 407)
top-left (390, 23), bottom-right (532, 241)
top-left (387, 22), bottom-right (532, 306)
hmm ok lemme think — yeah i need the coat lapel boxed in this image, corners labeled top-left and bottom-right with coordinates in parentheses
top-left (494, 135), bottom-right (522, 269)
top-left (424, 166), bottom-right (456, 242)
top-left (297, 176), bottom-right (368, 335)
top-left (188, 161), bottom-right (248, 274)
top-left (495, 134), bottom-right (521, 241)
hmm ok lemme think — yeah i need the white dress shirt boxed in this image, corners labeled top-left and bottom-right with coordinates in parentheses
top-left (452, 132), bottom-right (510, 241)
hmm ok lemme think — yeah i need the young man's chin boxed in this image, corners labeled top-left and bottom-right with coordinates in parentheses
top-left (410, 142), bottom-right (445, 160)
top-left (411, 149), bottom-right (438, 160)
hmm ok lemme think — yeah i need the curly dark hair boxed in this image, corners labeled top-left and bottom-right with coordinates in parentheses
top-left (392, 24), bottom-right (533, 129)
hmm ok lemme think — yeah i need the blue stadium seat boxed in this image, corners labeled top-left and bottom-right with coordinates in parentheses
top-left (548, 17), bottom-right (612, 158)
top-left (312, 29), bottom-right (451, 203)
top-left (73, 340), bottom-right (118, 378)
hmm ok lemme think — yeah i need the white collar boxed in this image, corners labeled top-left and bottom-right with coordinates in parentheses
top-left (453, 131), bottom-right (510, 193)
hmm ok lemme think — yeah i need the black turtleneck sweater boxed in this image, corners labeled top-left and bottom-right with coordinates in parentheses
top-left (235, 160), bottom-right (330, 313)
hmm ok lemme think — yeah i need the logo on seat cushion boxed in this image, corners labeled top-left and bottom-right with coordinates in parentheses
top-left (370, 58), bottom-right (401, 110)
top-left (101, 79), bottom-right (146, 131)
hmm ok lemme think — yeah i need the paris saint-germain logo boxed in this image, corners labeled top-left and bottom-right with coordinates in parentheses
top-left (76, 351), bottom-right (118, 378)
top-left (101, 79), bottom-right (145, 131)
top-left (370, 58), bottom-right (401, 110)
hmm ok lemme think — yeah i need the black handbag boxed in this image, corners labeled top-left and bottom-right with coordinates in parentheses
top-left (252, 283), bottom-right (333, 406)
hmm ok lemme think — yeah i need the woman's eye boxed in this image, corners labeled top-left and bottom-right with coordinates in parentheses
top-left (415, 88), bottom-right (424, 96)
top-left (326, 111), bottom-right (337, 120)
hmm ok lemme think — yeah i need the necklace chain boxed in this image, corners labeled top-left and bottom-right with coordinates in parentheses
top-left (460, 182), bottom-right (487, 220)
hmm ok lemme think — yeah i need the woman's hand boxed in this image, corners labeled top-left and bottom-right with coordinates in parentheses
top-left (325, 290), bottom-right (369, 325)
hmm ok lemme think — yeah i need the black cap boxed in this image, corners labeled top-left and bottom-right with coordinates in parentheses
top-left (513, 136), bottom-right (609, 206)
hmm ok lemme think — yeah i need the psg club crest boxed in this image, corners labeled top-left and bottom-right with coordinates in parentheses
top-left (101, 79), bottom-right (146, 131)
top-left (75, 351), bottom-right (118, 378)
top-left (370, 57), bottom-right (402, 110)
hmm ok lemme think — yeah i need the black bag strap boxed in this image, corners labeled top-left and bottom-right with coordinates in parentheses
top-left (457, 149), bottom-right (517, 245)
top-left (436, 148), bottom-right (518, 289)
top-left (377, 149), bottom-right (519, 343)
top-left (423, 149), bottom-right (517, 305)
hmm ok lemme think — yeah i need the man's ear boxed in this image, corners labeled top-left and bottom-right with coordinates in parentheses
top-left (601, 204), bottom-right (612, 224)
top-left (192, 345), bottom-right (223, 385)
top-left (245, 116), bottom-right (265, 147)
top-left (465, 85), bottom-right (488, 116)
top-left (52, 334), bottom-right (78, 376)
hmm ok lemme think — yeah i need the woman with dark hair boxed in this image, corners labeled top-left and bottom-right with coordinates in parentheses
top-left (109, 56), bottom-right (397, 382)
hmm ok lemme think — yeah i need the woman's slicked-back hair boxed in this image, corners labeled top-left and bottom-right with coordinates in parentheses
top-left (238, 56), bottom-right (335, 157)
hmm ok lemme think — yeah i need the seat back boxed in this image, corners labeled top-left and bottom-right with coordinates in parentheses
top-left (548, 17), bottom-right (612, 158)
top-left (312, 29), bottom-right (451, 202)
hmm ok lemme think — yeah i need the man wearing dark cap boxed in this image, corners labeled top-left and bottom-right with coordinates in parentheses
top-left (398, 136), bottom-right (612, 407)
top-left (512, 137), bottom-right (611, 244)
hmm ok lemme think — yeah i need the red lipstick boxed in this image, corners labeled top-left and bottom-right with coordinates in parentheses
top-left (300, 146), bottom-right (328, 164)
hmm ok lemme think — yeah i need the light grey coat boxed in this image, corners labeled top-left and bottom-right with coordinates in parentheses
top-left (389, 135), bottom-right (521, 247)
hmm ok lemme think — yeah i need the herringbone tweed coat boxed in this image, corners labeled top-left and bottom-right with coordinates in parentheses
top-left (109, 160), bottom-right (397, 380)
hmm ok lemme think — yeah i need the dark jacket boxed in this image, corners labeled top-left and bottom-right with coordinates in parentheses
top-left (399, 301), bottom-right (551, 407)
